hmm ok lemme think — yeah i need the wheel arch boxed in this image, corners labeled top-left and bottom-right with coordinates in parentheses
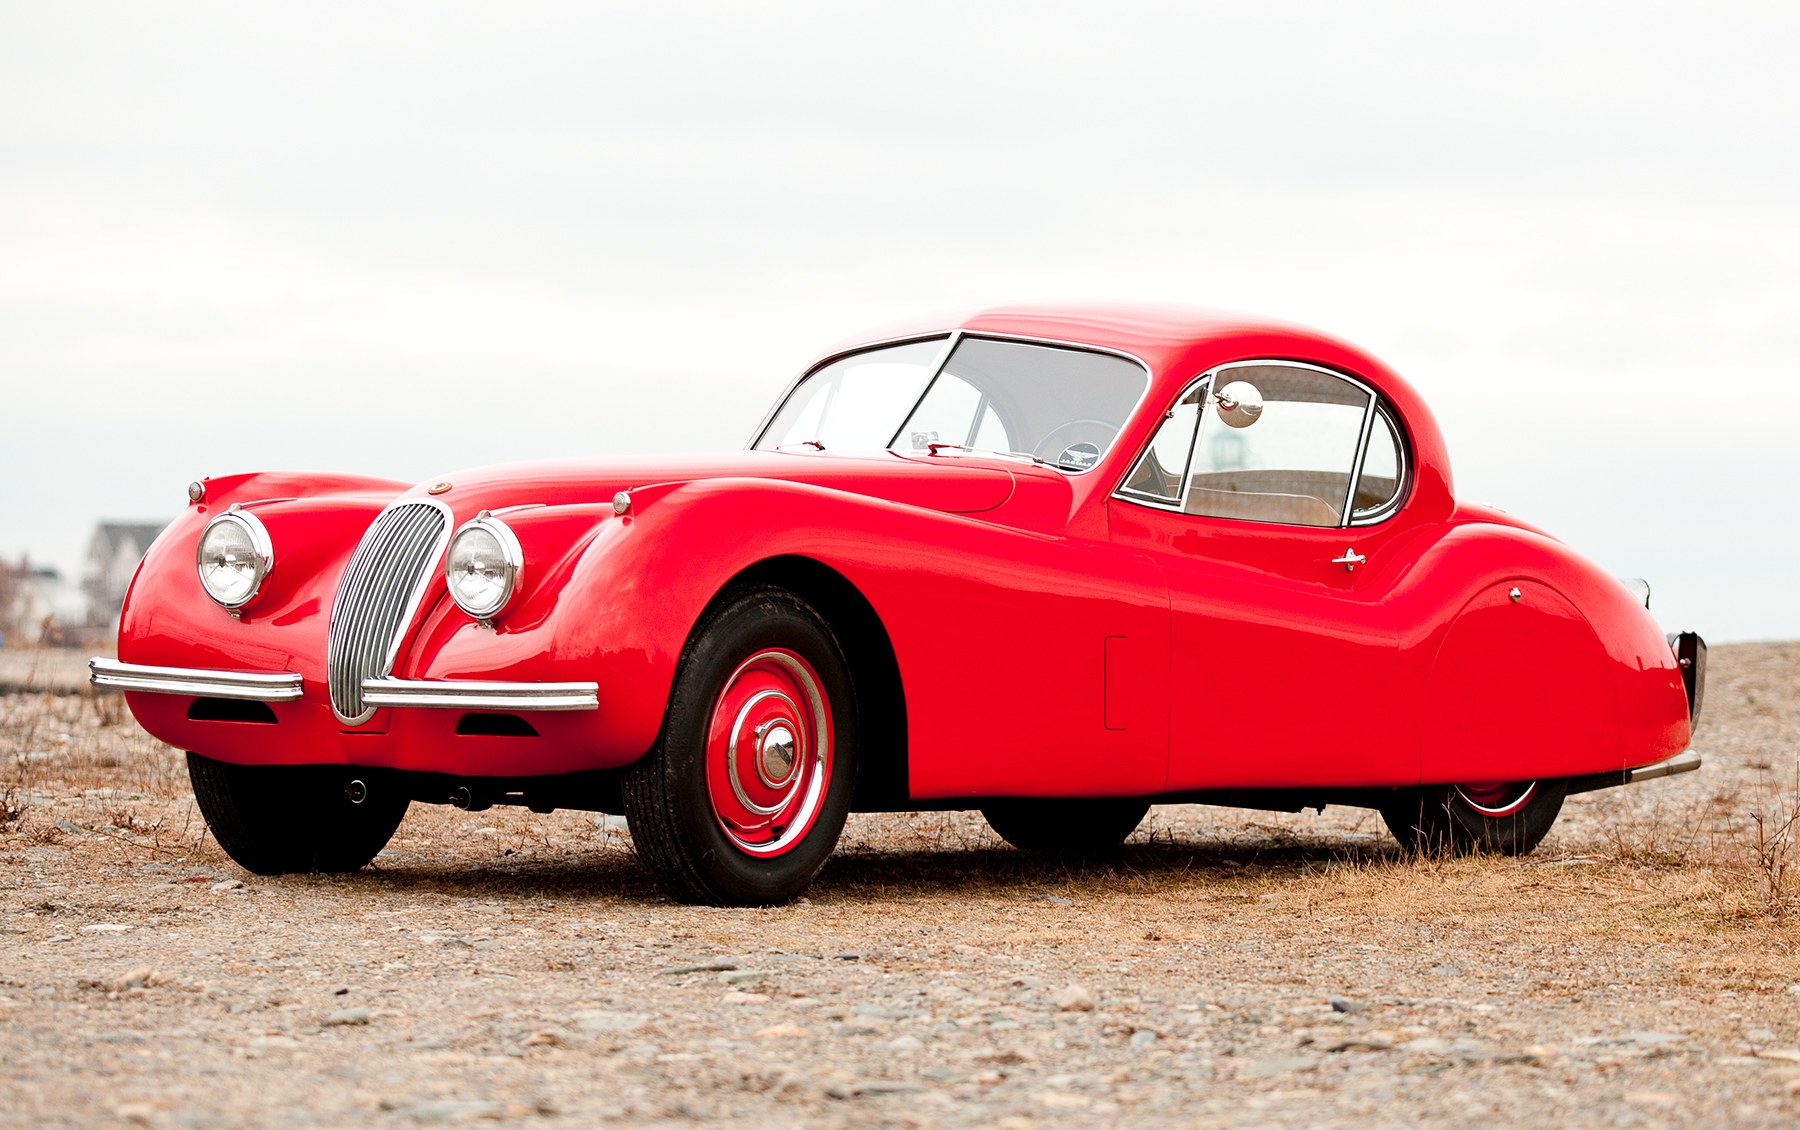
top-left (704, 554), bottom-right (909, 811)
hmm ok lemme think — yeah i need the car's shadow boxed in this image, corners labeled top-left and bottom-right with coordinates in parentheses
top-left (299, 834), bottom-right (1407, 907)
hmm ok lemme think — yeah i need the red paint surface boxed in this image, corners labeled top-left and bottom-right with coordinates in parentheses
top-left (118, 305), bottom-right (1692, 799)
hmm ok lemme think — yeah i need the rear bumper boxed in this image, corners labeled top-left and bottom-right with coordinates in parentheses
top-left (1566, 749), bottom-right (1702, 796)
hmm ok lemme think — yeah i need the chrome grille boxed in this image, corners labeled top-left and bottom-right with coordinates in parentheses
top-left (327, 501), bottom-right (450, 723)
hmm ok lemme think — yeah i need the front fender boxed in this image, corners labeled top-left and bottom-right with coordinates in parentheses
top-left (404, 476), bottom-right (1173, 794)
top-left (401, 478), bottom-right (925, 764)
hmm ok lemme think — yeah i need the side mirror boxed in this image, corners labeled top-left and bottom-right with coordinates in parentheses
top-left (1214, 381), bottom-right (1264, 429)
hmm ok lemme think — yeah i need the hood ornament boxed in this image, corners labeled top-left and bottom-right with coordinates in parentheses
top-left (428, 481), bottom-right (453, 495)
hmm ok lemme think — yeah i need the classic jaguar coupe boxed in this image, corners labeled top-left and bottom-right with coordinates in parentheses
top-left (93, 305), bottom-right (1705, 904)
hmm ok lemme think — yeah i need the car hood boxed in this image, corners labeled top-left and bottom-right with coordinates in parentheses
top-left (394, 450), bottom-right (1018, 516)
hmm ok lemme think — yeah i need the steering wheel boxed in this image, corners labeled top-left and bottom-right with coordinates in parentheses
top-left (1032, 419), bottom-right (1117, 467)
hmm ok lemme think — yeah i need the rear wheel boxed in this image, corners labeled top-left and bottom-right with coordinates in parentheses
top-left (187, 753), bottom-right (409, 874)
top-left (623, 587), bottom-right (855, 906)
top-left (1380, 778), bottom-right (1566, 856)
top-left (981, 797), bottom-right (1150, 857)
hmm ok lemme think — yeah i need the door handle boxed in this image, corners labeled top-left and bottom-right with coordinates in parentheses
top-left (1331, 548), bottom-right (1366, 572)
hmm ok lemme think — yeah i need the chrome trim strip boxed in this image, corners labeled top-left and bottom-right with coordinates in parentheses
top-left (360, 677), bottom-right (599, 712)
top-left (1349, 402), bottom-right (1410, 527)
top-left (884, 330), bottom-right (964, 450)
top-left (89, 657), bottom-right (303, 702)
top-left (1344, 389), bottom-right (1378, 521)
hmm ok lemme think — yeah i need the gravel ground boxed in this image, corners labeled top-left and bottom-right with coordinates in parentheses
top-left (2, 642), bottom-right (1798, 1128)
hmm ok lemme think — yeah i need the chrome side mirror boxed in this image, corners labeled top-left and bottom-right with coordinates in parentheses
top-left (1213, 381), bottom-right (1264, 429)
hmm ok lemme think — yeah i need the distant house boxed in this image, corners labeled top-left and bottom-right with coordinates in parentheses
top-left (1, 560), bottom-right (84, 647)
top-left (82, 522), bottom-right (167, 633)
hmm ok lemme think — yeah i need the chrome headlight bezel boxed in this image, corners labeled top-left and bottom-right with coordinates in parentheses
top-left (195, 507), bottom-right (274, 609)
top-left (444, 515), bottom-right (523, 621)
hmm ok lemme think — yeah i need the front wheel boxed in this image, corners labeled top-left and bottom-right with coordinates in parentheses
top-left (623, 588), bottom-right (856, 906)
top-left (1380, 778), bottom-right (1566, 856)
top-left (981, 797), bottom-right (1150, 857)
top-left (187, 753), bottom-right (409, 874)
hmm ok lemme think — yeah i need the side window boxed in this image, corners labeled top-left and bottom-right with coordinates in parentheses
top-left (1184, 364), bottom-right (1370, 528)
top-left (1118, 386), bottom-right (1204, 504)
top-left (1351, 406), bottom-right (1405, 523)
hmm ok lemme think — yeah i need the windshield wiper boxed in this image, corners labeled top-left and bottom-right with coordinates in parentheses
top-left (775, 440), bottom-right (825, 452)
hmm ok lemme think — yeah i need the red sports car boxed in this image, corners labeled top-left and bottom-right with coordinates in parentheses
top-left (93, 305), bottom-right (1704, 905)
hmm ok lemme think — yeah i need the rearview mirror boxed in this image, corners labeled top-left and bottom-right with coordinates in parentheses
top-left (1214, 381), bottom-right (1264, 429)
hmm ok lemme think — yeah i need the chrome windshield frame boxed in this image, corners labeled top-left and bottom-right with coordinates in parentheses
top-left (751, 330), bottom-right (1154, 476)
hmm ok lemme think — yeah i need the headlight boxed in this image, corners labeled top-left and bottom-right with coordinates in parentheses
top-left (196, 507), bottom-right (273, 609)
top-left (445, 514), bottom-right (522, 620)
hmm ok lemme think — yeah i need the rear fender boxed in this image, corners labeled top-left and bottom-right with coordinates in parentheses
top-left (1399, 524), bottom-right (1687, 785)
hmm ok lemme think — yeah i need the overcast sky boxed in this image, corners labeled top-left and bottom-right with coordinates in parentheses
top-left (3, 1), bottom-right (1795, 640)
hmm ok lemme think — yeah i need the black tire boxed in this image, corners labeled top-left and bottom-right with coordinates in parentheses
top-left (1380, 778), bottom-right (1566, 856)
top-left (980, 797), bottom-right (1150, 856)
top-left (187, 753), bottom-right (410, 875)
top-left (622, 587), bottom-right (856, 906)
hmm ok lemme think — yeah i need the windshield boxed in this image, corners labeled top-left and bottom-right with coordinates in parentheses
top-left (756, 335), bottom-right (1148, 472)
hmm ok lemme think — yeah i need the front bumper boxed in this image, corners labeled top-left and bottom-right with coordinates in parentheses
top-left (90, 658), bottom-right (597, 712)
top-left (90, 655), bottom-right (618, 775)
top-left (360, 678), bottom-right (599, 711)
top-left (89, 658), bottom-right (304, 702)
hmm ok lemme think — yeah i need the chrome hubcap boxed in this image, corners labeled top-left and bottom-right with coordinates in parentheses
top-left (757, 721), bottom-right (797, 786)
top-left (705, 649), bottom-right (832, 857)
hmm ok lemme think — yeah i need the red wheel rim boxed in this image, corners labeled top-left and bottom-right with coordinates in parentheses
top-left (1453, 780), bottom-right (1538, 818)
top-left (703, 648), bottom-right (832, 857)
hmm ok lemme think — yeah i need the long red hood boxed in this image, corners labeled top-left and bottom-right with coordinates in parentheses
top-left (386, 450), bottom-right (1019, 516)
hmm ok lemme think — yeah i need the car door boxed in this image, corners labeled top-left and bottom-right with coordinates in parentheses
top-left (1108, 361), bottom-right (1415, 790)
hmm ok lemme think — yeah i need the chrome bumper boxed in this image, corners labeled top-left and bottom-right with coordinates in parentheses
top-left (89, 657), bottom-right (304, 702)
top-left (1566, 749), bottom-right (1703, 795)
top-left (1624, 748), bottom-right (1702, 784)
top-left (88, 658), bottom-right (599, 713)
top-left (360, 678), bottom-right (598, 711)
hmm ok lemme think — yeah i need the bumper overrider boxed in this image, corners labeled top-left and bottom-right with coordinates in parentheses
top-left (89, 658), bottom-right (598, 712)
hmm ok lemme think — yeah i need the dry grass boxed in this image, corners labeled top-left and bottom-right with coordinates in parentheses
top-left (1748, 786), bottom-right (1800, 921)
